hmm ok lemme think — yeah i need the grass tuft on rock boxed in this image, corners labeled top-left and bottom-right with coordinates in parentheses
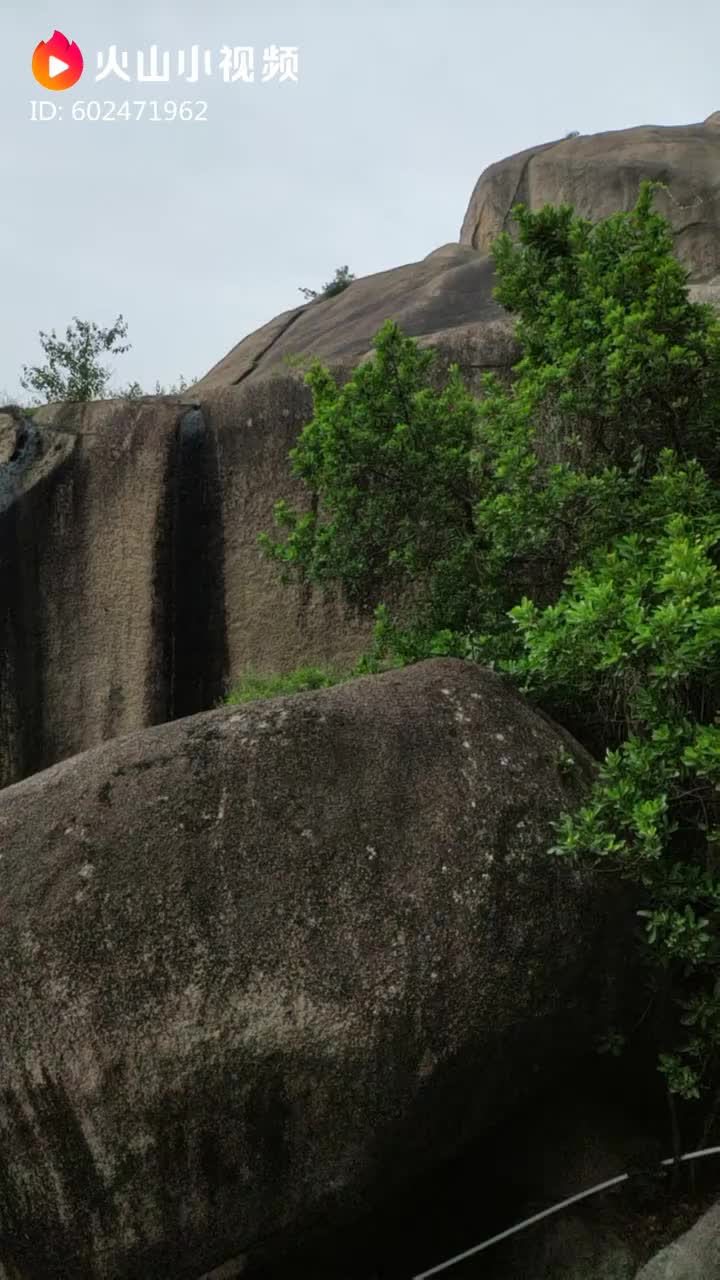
top-left (225, 665), bottom-right (343, 705)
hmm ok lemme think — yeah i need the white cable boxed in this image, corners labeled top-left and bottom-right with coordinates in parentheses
top-left (412, 1146), bottom-right (720, 1280)
top-left (660, 1146), bottom-right (720, 1167)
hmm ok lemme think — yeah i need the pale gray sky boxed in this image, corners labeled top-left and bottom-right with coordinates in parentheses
top-left (3, 0), bottom-right (718, 398)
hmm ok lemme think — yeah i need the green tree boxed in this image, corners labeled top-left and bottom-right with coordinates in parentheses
top-left (263, 183), bottom-right (720, 1132)
top-left (259, 320), bottom-right (482, 632)
top-left (20, 314), bottom-right (130, 403)
top-left (299, 264), bottom-right (355, 302)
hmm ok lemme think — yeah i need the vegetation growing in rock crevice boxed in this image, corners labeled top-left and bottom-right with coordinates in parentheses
top-left (225, 665), bottom-right (341, 704)
top-left (261, 183), bottom-right (720, 1142)
top-left (299, 264), bottom-right (355, 302)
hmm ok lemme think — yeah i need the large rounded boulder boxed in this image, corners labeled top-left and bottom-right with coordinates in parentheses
top-left (460, 115), bottom-right (720, 282)
top-left (0, 660), bottom-right (626, 1278)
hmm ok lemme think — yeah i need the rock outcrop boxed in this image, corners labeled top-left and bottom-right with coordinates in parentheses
top-left (460, 115), bottom-right (720, 284)
top-left (0, 659), bottom-right (625, 1278)
top-left (191, 244), bottom-right (517, 395)
top-left (0, 249), bottom-right (523, 791)
top-left (0, 390), bottom-right (372, 789)
top-left (0, 400), bottom-right (178, 788)
top-left (635, 1200), bottom-right (720, 1278)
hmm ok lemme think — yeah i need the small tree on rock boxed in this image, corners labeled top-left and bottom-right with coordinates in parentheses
top-left (20, 315), bottom-right (130, 403)
top-left (299, 265), bottom-right (355, 302)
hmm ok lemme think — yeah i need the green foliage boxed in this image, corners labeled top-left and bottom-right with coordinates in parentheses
top-left (262, 183), bottom-right (720, 1123)
top-left (489, 183), bottom-right (720, 475)
top-left (20, 315), bottom-right (130, 403)
top-left (116, 380), bottom-right (145, 400)
top-left (158, 375), bottom-right (194, 395)
top-left (597, 1028), bottom-right (627, 1057)
top-left (521, 496), bottom-right (720, 1101)
top-left (225, 665), bottom-right (341, 704)
top-left (0, 400), bottom-right (36, 419)
top-left (299, 265), bottom-right (355, 302)
top-left (260, 320), bottom-right (482, 632)
top-left (282, 352), bottom-right (315, 372)
top-left (116, 374), bottom-right (195, 400)
top-left (556, 745), bottom-right (577, 776)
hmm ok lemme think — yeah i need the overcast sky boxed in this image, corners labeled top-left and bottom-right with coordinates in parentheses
top-left (3, 0), bottom-right (718, 399)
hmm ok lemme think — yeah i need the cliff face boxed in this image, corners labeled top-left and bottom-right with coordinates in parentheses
top-left (0, 401), bottom-right (177, 788)
top-left (2, 118), bottom-right (719, 788)
top-left (0, 390), bottom-right (370, 790)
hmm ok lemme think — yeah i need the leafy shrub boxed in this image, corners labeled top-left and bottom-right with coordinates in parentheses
top-left (259, 319), bottom-right (482, 633)
top-left (262, 182), bottom-right (720, 1131)
top-left (20, 315), bottom-right (130, 403)
top-left (115, 375), bottom-right (195, 399)
top-left (299, 265), bottom-right (355, 302)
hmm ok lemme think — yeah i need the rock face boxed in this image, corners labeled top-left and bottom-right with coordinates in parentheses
top-left (2, 120), bottom-right (720, 790)
top-left (0, 412), bottom-right (22, 466)
top-left (460, 117), bottom-right (720, 283)
top-left (0, 391), bottom-right (372, 789)
top-left (0, 659), bottom-right (625, 1279)
top-left (0, 400), bottom-right (179, 789)
top-left (191, 242), bottom-right (517, 395)
top-left (635, 1201), bottom-right (720, 1278)
top-left (0, 244), bottom-right (524, 789)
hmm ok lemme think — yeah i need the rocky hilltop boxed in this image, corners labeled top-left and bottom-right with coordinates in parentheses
top-left (460, 116), bottom-right (720, 281)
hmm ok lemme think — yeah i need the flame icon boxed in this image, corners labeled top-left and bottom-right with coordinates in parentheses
top-left (32, 30), bottom-right (84, 91)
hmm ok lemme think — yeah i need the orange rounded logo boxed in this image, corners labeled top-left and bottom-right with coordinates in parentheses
top-left (32, 30), bottom-right (84, 91)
